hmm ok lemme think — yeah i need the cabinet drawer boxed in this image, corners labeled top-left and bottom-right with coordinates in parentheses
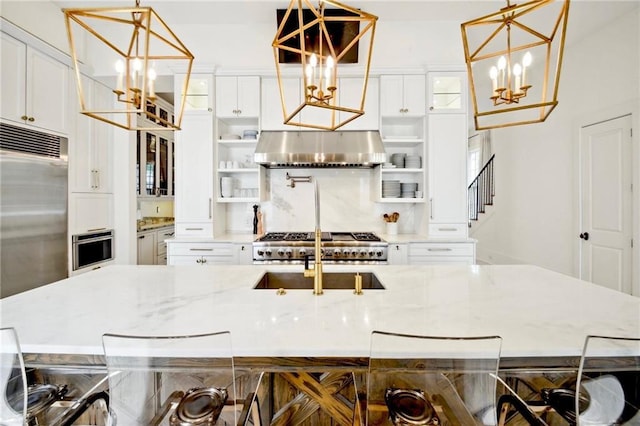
top-left (169, 255), bottom-right (231, 266)
top-left (157, 241), bottom-right (167, 256)
top-left (156, 254), bottom-right (167, 265)
top-left (156, 227), bottom-right (174, 256)
top-left (175, 222), bottom-right (213, 237)
top-left (169, 243), bottom-right (234, 257)
top-left (409, 256), bottom-right (474, 265)
top-left (428, 223), bottom-right (467, 237)
top-left (409, 242), bottom-right (474, 257)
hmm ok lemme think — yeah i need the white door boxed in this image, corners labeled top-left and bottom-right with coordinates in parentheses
top-left (580, 115), bottom-right (633, 294)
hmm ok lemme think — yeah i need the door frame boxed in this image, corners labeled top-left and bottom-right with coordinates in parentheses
top-left (574, 100), bottom-right (639, 296)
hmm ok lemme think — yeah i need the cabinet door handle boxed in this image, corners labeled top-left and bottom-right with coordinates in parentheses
top-left (190, 248), bottom-right (214, 252)
top-left (427, 248), bottom-right (453, 252)
top-left (209, 198), bottom-right (212, 219)
top-left (185, 227), bottom-right (203, 231)
top-left (87, 227), bottom-right (107, 232)
top-left (21, 115), bottom-right (28, 120)
top-left (96, 170), bottom-right (100, 189)
top-left (430, 198), bottom-right (434, 219)
top-left (438, 228), bottom-right (457, 232)
top-left (139, 235), bottom-right (145, 239)
top-left (28, 116), bottom-right (35, 122)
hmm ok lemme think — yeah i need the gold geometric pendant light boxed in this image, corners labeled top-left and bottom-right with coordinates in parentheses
top-left (461, 0), bottom-right (570, 130)
top-left (64, 0), bottom-right (194, 131)
top-left (272, 0), bottom-right (378, 131)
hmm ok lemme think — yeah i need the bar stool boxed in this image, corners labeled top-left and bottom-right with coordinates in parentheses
top-left (0, 327), bottom-right (109, 425)
top-left (366, 331), bottom-right (502, 425)
top-left (102, 331), bottom-right (262, 426)
top-left (498, 335), bottom-right (640, 425)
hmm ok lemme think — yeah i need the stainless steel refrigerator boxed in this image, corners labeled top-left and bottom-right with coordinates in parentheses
top-left (1, 123), bottom-right (68, 298)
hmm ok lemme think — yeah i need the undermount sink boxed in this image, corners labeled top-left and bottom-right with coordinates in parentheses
top-left (253, 272), bottom-right (385, 290)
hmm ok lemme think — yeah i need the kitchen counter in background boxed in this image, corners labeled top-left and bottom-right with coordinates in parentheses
top-left (137, 217), bottom-right (175, 232)
top-left (2, 264), bottom-right (638, 366)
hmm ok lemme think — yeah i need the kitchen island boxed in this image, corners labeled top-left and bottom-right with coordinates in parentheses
top-left (2, 263), bottom-right (638, 364)
top-left (1, 264), bottom-right (638, 424)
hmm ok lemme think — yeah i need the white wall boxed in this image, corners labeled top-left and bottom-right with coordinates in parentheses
top-left (225, 168), bottom-right (426, 235)
top-left (472, 8), bottom-right (640, 284)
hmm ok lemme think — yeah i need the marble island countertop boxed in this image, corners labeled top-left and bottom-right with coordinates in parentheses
top-left (1, 264), bottom-right (638, 365)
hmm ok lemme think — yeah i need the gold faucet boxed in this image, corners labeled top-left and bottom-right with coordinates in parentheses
top-left (304, 228), bottom-right (323, 295)
top-left (287, 173), bottom-right (323, 295)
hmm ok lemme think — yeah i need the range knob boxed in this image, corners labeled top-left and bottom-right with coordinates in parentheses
top-left (351, 249), bottom-right (358, 256)
top-left (359, 250), bottom-right (367, 257)
top-left (333, 249), bottom-right (341, 258)
top-left (368, 250), bottom-right (375, 256)
top-left (342, 249), bottom-right (350, 256)
top-left (376, 250), bottom-right (383, 257)
top-left (264, 249), bottom-right (272, 256)
top-left (285, 249), bottom-right (293, 258)
top-left (299, 249), bottom-right (307, 257)
top-left (257, 249), bottom-right (265, 256)
top-left (277, 249), bottom-right (285, 257)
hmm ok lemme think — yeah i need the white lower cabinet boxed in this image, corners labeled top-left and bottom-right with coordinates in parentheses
top-left (69, 193), bottom-right (114, 235)
top-left (137, 226), bottom-right (175, 265)
top-left (387, 243), bottom-right (408, 265)
top-left (137, 230), bottom-right (156, 265)
top-left (167, 241), bottom-right (235, 265)
top-left (156, 227), bottom-right (175, 265)
top-left (408, 242), bottom-right (476, 265)
top-left (235, 243), bottom-right (253, 264)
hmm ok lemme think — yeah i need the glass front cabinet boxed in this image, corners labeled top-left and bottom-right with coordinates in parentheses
top-left (137, 130), bottom-right (174, 197)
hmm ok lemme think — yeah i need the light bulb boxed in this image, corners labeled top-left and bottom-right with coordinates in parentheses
top-left (305, 64), bottom-right (313, 80)
top-left (497, 56), bottom-right (507, 70)
top-left (489, 66), bottom-right (498, 94)
top-left (132, 57), bottom-right (142, 71)
top-left (115, 60), bottom-right (125, 92)
top-left (326, 56), bottom-right (334, 69)
top-left (513, 63), bottom-right (522, 76)
top-left (148, 68), bottom-right (157, 81)
top-left (513, 63), bottom-right (522, 93)
top-left (309, 53), bottom-right (317, 67)
top-left (522, 52), bottom-right (532, 87)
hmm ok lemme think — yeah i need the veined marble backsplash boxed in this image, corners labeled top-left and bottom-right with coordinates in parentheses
top-left (225, 169), bottom-right (427, 235)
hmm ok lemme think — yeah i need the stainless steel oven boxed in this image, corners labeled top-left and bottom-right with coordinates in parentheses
top-left (72, 230), bottom-right (114, 271)
top-left (253, 231), bottom-right (388, 264)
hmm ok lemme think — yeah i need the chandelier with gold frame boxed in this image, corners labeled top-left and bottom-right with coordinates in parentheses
top-left (461, 0), bottom-right (570, 130)
top-left (64, 0), bottom-right (194, 131)
top-left (272, 0), bottom-right (377, 131)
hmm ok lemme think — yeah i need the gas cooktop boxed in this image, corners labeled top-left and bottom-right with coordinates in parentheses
top-left (256, 232), bottom-right (382, 242)
top-left (253, 232), bottom-right (387, 264)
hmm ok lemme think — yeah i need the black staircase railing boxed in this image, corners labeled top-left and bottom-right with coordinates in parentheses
top-left (468, 154), bottom-right (495, 222)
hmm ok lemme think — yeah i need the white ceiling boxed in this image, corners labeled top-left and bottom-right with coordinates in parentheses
top-left (52, 0), bottom-right (640, 46)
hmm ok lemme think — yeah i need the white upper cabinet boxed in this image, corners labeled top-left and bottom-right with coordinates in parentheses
top-left (174, 74), bottom-right (215, 237)
top-left (338, 76), bottom-right (379, 130)
top-left (70, 76), bottom-right (113, 194)
top-left (428, 71), bottom-right (467, 113)
top-left (1, 32), bottom-right (69, 135)
top-left (379, 74), bottom-right (426, 117)
top-left (215, 76), bottom-right (260, 118)
top-left (428, 113), bottom-right (468, 237)
top-left (261, 77), bottom-right (301, 131)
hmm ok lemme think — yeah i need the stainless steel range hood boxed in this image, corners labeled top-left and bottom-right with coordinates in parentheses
top-left (254, 130), bottom-right (386, 168)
